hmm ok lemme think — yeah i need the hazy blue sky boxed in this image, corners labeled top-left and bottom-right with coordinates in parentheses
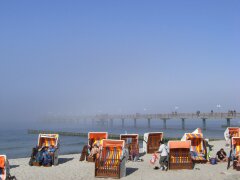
top-left (0, 1), bottom-right (239, 121)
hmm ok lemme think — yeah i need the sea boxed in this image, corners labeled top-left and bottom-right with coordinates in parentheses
top-left (1, 118), bottom-right (240, 159)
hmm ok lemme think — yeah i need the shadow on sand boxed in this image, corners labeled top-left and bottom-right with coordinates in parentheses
top-left (58, 157), bottom-right (74, 165)
top-left (126, 167), bottom-right (138, 176)
top-left (10, 165), bottom-right (19, 169)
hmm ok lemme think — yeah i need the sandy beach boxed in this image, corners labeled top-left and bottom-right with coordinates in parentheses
top-left (8, 140), bottom-right (239, 180)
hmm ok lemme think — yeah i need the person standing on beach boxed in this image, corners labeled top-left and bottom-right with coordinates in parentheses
top-left (156, 140), bottom-right (169, 171)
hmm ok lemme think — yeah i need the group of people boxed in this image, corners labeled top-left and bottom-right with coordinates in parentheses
top-left (30, 143), bottom-right (56, 167)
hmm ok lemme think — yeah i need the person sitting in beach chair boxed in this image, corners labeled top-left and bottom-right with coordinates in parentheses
top-left (120, 134), bottom-right (140, 161)
top-left (181, 129), bottom-right (208, 163)
top-left (88, 144), bottom-right (100, 159)
top-left (80, 132), bottom-right (108, 162)
top-left (29, 134), bottom-right (59, 167)
top-left (216, 148), bottom-right (227, 162)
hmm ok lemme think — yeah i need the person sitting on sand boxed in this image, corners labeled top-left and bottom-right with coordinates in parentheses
top-left (216, 148), bottom-right (227, 162)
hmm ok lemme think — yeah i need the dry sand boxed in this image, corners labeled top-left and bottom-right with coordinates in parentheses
top-left (9, 140), bottom-right (240, 180)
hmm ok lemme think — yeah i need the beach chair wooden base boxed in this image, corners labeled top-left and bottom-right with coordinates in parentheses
top-left (192, 159), bottom-right (208, 164)
top-left (95, 160), bottom-right (125, 179)
top-left (169, 162), bottom-right (193, 170)
top-left (32, 162), bottom-right (41, 166)
top-left (233, 161), bottom-right (240, 170)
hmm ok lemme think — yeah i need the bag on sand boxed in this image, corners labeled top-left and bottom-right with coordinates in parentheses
top-left (150, 153), bottom-right (158, 165)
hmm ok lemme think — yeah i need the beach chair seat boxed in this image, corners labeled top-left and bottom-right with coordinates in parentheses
top-left (143, 132), bottom-right (163, 154)
top-left (181, 129), bottom-right (207, 164)
top-left (95, 140), bottom-right (126, 179)
top-left (120, 134), bottom-right (139, 160)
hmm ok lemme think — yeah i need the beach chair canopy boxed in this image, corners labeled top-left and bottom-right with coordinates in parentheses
top-left (88, 132), bottom-right (108, 147)
top-left (120, 134), bottom-right (138, 144)
top-left (102, 139), bottom-right (125, 149)
top-left (38, 134), bottom-right (59, 147)
top-left (168, 141), bottom-right (191, 149)
top-left (224, 127), bottom-right (240, 141)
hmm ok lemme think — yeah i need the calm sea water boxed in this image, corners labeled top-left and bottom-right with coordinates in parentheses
top-left (1, 118), bottom-right (239, 159)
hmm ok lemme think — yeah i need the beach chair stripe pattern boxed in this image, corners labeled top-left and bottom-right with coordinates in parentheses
top-left (232, 138), bottom-right (240, 169)
top-left (185, 133), bottom-right (207, 162)
top-left (95, 140), bottom-right (125, 179)
top-left (169, 145), bottom-right (192, 170)
top-left (40, 138), bottom-right (56, 147)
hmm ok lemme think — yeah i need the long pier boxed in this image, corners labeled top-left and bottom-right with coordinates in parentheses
top-left (43, 112), bottom-right (240, 130)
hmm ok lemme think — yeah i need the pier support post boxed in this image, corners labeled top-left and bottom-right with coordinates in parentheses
top-left (148, 118), bottom-right (151, 128)
top-left (163, 119), bottom-right (167, 129)
top-left (202, 118), bottom-right (206, 130)
top-left (181, 118), bottom-right (185, 130)
top-left (134, 119), bottom-right (137, 128)
top-left (226, 118), bottom-right (231, 127)
top-left (122, 119), bottom-right (125, 128)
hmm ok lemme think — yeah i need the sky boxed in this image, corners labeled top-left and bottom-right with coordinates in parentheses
top-left (0, 0), bottom-right (240, 122)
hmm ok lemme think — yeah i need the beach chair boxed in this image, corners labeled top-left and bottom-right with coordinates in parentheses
top-left (120, 134), bottom-right (139, 160)
top-left (95, 139), bottom-right (126, 179)
top-left (168, 141), bottom-right (193, 170)
top-left (224, 127), bottom-right (240, 142)
top-left (232, 137), bottom-right (240, 170)
top-left (143, 132), bottom-right (163, 154)
top-left (86, 132), bottom-right (108, 162)
top-left (181, 129), bottom-right (207, 163)
top-left (0, 155), bottom-right (10, 180)
top-left (30, 134), bottom-right (59, 166)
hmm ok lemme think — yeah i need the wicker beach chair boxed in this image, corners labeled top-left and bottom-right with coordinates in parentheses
top-left (85, 132), bottom-right (108, 162)
top-left (232, 137), bottom-right (240, 170)
top-left (120, 134), bottom-right (139, 160)
top-left (30, 134), bottom-right (59, 166)
top-left (224, 127), bottom-right (240, 143)
top-left (168, 141), bottom-right (193, 170)
top-left (0, 155), bottom-right (10, 180)
top-left (143, 132), bottom-right (163, 154)
top-left (181, 129), bottom-right (207, 163)
top-left (95, 139), bottom-right (126, 179)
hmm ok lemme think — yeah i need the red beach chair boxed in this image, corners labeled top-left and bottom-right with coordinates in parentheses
top-left (168, 141), bottom-right (193, 170)
top-left (95, 139), bottom-right (126, 179)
